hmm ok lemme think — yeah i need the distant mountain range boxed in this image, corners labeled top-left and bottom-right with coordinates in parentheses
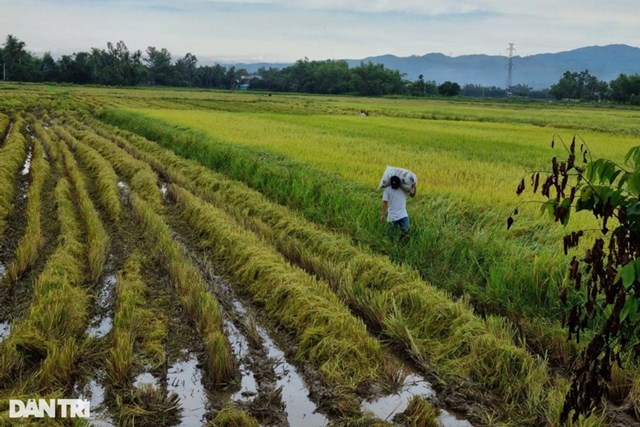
top-left (231, 44), bottom-right (640, 90)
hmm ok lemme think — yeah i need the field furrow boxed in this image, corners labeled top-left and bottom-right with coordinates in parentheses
top-left (60, 117), bottom-right (162, 209)
top-left (57, 122), bottom-right (122, 222)
top-left (0, 177), bottom-right (88, 397)
top-left (5, 134), bottom-right (50, 284)
top-left (1, 84), bottom-right (634, 426)
top-left (130, 191), bottom-right (236, 387)
top-left (80, 115), bottom-right (553, 423)
top-left (0, 116), bottom-right (29, 238)
top-left (77, 114), bottom-right (450, 422)
top-left (0, 114), bottom-right (9, 147)
top-left (0, 120), bottom-right (67, 329)
top-left (56, 130), bottom-right (109, 283)
top-left (106, 253), bottom-right (177, 426)
top-left (169, 184), bottom-right (434, 405)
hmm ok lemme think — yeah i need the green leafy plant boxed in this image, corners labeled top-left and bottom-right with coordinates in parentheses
top-left (511, 136), bottom-right (640, 421)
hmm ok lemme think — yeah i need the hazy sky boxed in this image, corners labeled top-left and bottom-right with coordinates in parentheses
top-left (1, 0), bottom-right (638, 63)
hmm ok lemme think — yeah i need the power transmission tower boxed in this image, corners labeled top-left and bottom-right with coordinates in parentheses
top-left (506, 43), bottom-right (516, 92)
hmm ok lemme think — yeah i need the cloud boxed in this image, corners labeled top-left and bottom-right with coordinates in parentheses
top-left (1, 0), bottom-right (639, 62)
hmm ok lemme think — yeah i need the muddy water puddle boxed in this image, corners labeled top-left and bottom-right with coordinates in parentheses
top-left (87, 274), bottom-right (116, 338)
top-left (21, 146), bottom-right (33, 176)
top-left (224, 291), bottom-right (328, 426)
top-left (160, 181), bottom-right (169, 199)
top-left (361, 373), bottom-right (472, 426)
top-left (78, 379), bottom-right (115, 426)
top-left (257, 327), bottom-right (329, 426)
top-left (439, 410), bottom-right (473, 427)
top-left (0, 321), bottom-right (10, 342)
top-left (117, 181), bottom-right (130, 199)
top-left (225, 320), bottom-right (258, 401)
top-left (87, 316), bottom-right (112, 338)
top-left (133, 371), bottom-right (159, 388)
top-left (362, 373), bottom-right (435, 421)
top-left (167, 351), bottom-right (209, 427)
top-left (131, 336), bottom-right (208, 424)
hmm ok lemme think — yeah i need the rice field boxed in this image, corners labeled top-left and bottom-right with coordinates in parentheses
top-left (0, 82), bottom-right (638, 426)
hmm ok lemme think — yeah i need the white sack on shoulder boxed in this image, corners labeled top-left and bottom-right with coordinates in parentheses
top-left (379, 165), bottom-right (417, 192)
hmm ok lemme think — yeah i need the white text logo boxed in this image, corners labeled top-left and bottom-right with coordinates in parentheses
top-left (9, 399), bottom-right (90, 418)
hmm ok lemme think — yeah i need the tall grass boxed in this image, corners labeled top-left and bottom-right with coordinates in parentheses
top-left (0, 178), bottom-right (88, 392)
top-left (0, 115), bottom-right (28, 237)
top-left (60, 117), bottom-right (162, 209)
top-left (0, 113), bottom-right (9, 142)
top-left (107, 253), bottom-right (166, 388)
top-left (82, 116), bottom-right (592, 424)
top-left (53, 127), bottom-right (109, 283)
top-left (172, 184), bottom-right (551, 423)
top-left (129, 192), bottom-right (234, 386)
top-left (209, 405), bottom-right (260, 427)
top-left (54, 122), bottom-right (122, 221)
top-left (6, 136), bottom-right (50, 282)
top-left (98, 108), bottom-right (572, 323)
top-left (401, 397), bottom-right (439, 427)
top-left (171, 185), bottom-right (409, 402)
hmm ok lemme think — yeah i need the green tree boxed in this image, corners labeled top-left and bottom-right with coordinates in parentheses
top-left (196, 64), bottom-right (229, 88)
top-left (437, 81), bottom-right (461, 96)
top-left (58, 52), bottom-right (95, 84)
top-left (251, 66), bottom-right (288, 92)
top-left (512, 139), bottom-right (640, 421)
top-left (550, 70), bottom-right (608, 101)
top-left (610, 73), bottom-right (640, 105)
top-left (1, 34), bottom-right (41, 81)
top-left (144, 46), bottom-right (173, 85)
top-left (223, 66), bottom-right (243, 90)
top-left (2, 35), bottom-right (26, 79)
top-left (350, 61), bottom-right (404, 96)
top-left (550, 71), bottom-right (580, 99)
top-left (311, 60), bottom-right (351, 94)
top-left (174, 52), bottom-right (198, 86)
top-left (408, 75), bottom-right (437, 97)
top-left (41, 52), bottom-right (58, 82)
top-left (461, 84), bottom-right (507, 98)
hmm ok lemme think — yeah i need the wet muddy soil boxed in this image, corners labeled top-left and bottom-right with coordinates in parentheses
top-left (26, 124), bottom-right (481, 426)
top-left (86, 273), bottom-right (116, 338)
top-left (0, 140), bottom-right (32, 289)
top-left (161, 193), bottom-right (476, 426)
top-left (162, 200), bottom-right (333, 426)
top-left (143, 259), bottom-right (216, 427)
top-left (72, 179), bottom-right (208, 426)
top-left (0, 127), bottom-right (59, 323)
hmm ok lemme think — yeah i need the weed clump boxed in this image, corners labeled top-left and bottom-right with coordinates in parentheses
top-left (208, 405), bottom-right (259, 427)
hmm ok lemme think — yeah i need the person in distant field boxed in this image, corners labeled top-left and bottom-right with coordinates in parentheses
top-left (380, 175), bottom-right (416, 240)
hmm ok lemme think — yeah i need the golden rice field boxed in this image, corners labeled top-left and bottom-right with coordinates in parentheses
top-left (0, 82), bottom-right (639, 426)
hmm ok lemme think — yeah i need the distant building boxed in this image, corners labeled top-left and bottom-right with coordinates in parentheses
top-left (236, 74), bottom-right (253, 90)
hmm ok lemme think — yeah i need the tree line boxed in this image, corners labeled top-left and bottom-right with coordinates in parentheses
top-left (2, 34), bottom-right (640, 103)
top-left (0, 35), bottom-right (459, 96)
top-left (0, 34), bottom-right (463, 97)
top-left (550, 69), bottom-right (640, 104)
top-left (0, 35), bottom-right (245, 89)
